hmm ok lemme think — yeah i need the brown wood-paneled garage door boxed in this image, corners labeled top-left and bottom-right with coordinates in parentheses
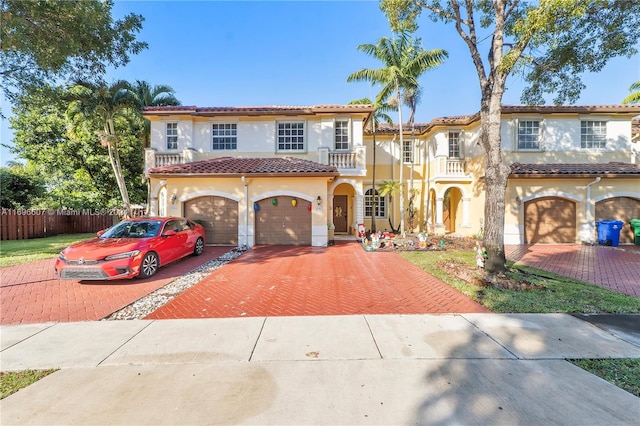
top-left (184, 196), bottom-right (238, 245)
top-left (524, 197), bottom-right (576, 244)
top-left (595, 197), bottom-right (640, 244)
top-left (255, 196), bottom-right (312, 245)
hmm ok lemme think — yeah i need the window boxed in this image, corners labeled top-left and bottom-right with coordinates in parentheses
top-left (581, 121), bottom-right (607, 149)
top-left (166, 123), bottom-right (178, 150)
top-left (403, 139), bottom-right (413, 163)
top-left (212, 123), bottom-right (237, 150)
top-left (277, 121), bottom-right (305, 151)
top-left (517, 120), bottom-right (541, 150)
top-left (365, 188), bottom-right (386, 218)
top-left (449, 131), bottom-right (461, 158)
top-left (335, 120), bottom-right (349, 150)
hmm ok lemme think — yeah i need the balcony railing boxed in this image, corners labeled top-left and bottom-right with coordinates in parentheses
top-left (445, 158), bottom-right (466, 176)
top-left (144, 148), bottom-right (195, 174)
top-left (329, 151), bottom-right (357, 169)
top-left (318, 146), bottom-right (366, 176)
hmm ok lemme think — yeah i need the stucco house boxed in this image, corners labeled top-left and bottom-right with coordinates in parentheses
top-left (143, 104), bottom-right (640, 247)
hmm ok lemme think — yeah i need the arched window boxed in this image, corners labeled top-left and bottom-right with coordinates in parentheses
top-left (365, 188), bottom-right (386, 218)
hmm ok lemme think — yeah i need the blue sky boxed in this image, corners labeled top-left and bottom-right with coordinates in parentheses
top-left (2, 0), bottom-right (639, 163)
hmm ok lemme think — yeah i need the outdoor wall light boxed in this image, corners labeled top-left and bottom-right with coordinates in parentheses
top-left (291, 198), bottom-right (297, 207)
top-left (170, 194), bottom-right (177, 205)
top-left (316, 196), bottom-right (322, 206)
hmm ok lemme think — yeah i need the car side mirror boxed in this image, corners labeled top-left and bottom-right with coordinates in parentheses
top-left (97, 230), bottom-right (105, 237)
top-left (163, 230), bottom-right (177, 237)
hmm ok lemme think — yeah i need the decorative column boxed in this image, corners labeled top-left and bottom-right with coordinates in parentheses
top-left (461, 197), bottom-right (471, 228)
top-left (435, 197), bottom-right (444, 227)
top-left (354, 194), bottom-right (364, 234)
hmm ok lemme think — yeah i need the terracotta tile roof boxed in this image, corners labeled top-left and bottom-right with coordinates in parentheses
top-left (148, 157), bottom-right (339, 177)
top-left (144, 104), bottom-right (374, 116)
top-left (510, 162), bottom-right (640, 177)
top-left (366, 105), bottom-right (640, 136)
top-left (502, 104), bottom-right (640, 114)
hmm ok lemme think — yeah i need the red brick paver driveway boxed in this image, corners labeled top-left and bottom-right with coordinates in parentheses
top-left (0, 247), bottom-right (230, 325)
top-left (146, 242), bottom-right (490, 320)
top-left (507, 244), bottom-right (640, 298)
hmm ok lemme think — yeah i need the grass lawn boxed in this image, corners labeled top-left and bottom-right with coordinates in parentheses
top-left (1, 370), bottom-right (58, 399)
top-left (399, 250), bottom-right (640, 314)
top-left (567, 358), bottom-right (640, 397)
top-left (0, 233), bottom-right (95, 268)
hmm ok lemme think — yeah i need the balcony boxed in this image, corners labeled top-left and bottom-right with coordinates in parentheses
top-left (144, 148), bottom-right (195, 174)
top-left (318, 146), bottom-right (367, 176)
top-left (431, 157), bottom-right (471, 181)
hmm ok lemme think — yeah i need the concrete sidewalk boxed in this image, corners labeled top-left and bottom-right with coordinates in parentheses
top-left (2, 314), bottom-right (639, 425)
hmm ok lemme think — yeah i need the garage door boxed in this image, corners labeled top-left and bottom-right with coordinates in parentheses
top-left (596, 197), bottom-right (640, 244)
top-left (184, 196), bottom-right (238, 245)
top-left (524, 197), bottom-right (576, 244)
top-left (255, 197), bottom-right (312, 245)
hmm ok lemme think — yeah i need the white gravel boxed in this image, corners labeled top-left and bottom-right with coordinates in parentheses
top-left (103, 247), bottom-right (246, 321)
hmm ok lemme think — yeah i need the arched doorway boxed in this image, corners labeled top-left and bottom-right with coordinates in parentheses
top-left (443, 187), bottom-right (462, 233)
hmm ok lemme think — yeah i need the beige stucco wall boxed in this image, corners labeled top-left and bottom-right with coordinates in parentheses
top-left (505, 177), bottom-right (640, 244)
top-left (149, 175), bottom-right (333, 247)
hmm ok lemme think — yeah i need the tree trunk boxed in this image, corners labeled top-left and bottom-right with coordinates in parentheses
top-left (480, 95), bottom-right (510, 273)
top-left (396, 84), bottom-right (405, 236)
top-left (371, 128), bottom-right (377, 233)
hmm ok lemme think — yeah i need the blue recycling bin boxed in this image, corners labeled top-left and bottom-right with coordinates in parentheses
top-left (595, 220), bottom-right (624, 247)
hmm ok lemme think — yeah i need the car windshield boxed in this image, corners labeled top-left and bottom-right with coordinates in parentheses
top-left (100, 220), bottom-right (162, 239)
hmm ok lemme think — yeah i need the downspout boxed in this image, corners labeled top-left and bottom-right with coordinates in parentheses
top-left (583, 177), bottom-right (601, 244)
top-left (242, 175), bottom-right (248, 249)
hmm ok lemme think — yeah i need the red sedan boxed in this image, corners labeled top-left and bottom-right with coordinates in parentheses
top-left (54, 217), bottom-right (206, 280)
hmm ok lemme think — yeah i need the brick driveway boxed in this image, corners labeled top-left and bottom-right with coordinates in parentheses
top-left (0, 247), bottom-right (230, 325)
top-left (146, 242), bottom-right (490, 320)
top-left (506, 244), bottom-right (640, 298)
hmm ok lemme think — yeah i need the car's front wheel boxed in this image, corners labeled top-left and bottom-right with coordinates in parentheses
top-left (139, 252), bottom-right (159, 278)
top-left (193, 237), bottom-right (205, 256)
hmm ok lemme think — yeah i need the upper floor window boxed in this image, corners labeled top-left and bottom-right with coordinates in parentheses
top-left (449, 131), bottom-right (461, 158)
top-left (277, 121), bottom-right (305, 151)
top-left (212, 123), bottom-right (237, 150)
top-left (403, 139), bottom-right (414, 163)
top-left (166, 123), bottom-right (178, 150)
top-left (517, 120), bottom-right (541, 150)
top-left (335, 120), bottom-right (350, 150)
top-left (365, 188), bottom-right (386, 218)
top-left (581, 121), bottom-right (607, 149)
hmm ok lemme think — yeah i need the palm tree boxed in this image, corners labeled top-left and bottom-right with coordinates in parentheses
top-left (130, 80), bottom-right (180, 147)
top-left (67, 80), bottom-right (139, 218)
top-left (349, 97), bottom-right (394, 233)
top-left (622, 81), bottom-right (640, 104)
top-left (347, 32), bottom-right (447, 235)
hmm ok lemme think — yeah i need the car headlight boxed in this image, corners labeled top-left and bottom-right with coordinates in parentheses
top-left (58, 253), bottom-right (68, 262)
top-left (105, 250), bottom-right (141, 261)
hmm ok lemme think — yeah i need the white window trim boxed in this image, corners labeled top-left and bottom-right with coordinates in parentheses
top-left (210, 121), bottom-right (238, 151)
top-left (579, 119), bottom-right (608, 150)
top-left (275, 120), bottom-right (307, 153)
top-left (513, 118), bottom-right (544, 151)
top-left (334, 118), bottom-right (351, 151)
top-left (402, 138), bottom-right (415, 164)
top-left (448, 129), bottom-right (464, 159)
top-left (165, 121), bottom-right (178, 151)
top-left (365, 187), bottom-right (387, 219)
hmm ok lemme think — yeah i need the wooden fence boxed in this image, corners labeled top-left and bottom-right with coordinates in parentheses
top-left (0, 209), bottom-right (122, 241)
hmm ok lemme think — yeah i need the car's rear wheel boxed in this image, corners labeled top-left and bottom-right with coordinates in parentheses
top-left (193, 237), bottom-right (205, 256)
top-left (139, 252), bottom-right (159, 278)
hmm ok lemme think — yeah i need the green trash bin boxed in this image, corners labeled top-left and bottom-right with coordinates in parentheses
top-left (630, 219), bottom-right (640, 246)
